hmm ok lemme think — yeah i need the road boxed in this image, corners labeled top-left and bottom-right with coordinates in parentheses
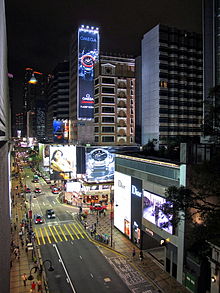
top-left (40, 241), bottom-right (130, 293)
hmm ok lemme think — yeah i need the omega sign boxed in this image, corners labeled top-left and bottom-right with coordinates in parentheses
top-left (131, 185), bottom-right (142, 197)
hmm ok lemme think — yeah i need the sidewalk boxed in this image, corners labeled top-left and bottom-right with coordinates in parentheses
top-left (82, 209), bottom-right (190, 293)
top-left (10, 179), bottom-right (44, 293)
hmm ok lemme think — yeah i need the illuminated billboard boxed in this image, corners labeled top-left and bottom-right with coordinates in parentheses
top-left (49, 145), bottom-right (76, 180)
top-left (85, 147), bottom-right (115, 182)
top-left (114, 172), bottom-right (131, 239)
top-left (143, 190), bottom-right (173, 234)
top-left (78, 26), bottom-right (99, 119)
top-left (42, 144), bottom-right (50, 167)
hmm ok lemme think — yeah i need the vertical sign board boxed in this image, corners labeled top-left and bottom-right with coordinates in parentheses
top-left (78, 26), bottom-right (99, 119)
top-left (131, 177), bottom-right (143, 245)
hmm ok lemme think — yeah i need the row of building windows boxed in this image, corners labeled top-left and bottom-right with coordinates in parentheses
top-left (159, 126), bottom-right (201, 132)
top-left (159, 109), bottom-right (202, 115)
top-left (159, 99), bottom-right (202, 107)
top-left (159, 117), bottom-right (201, 123)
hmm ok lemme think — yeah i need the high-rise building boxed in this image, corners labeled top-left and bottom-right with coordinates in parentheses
top-left (0, 0), bottom-right (11, 292)
top-left (140, 24), bottom-right (203, 146)
top-left (69, 25), bottom-right (99, 144)
top-left (47, 60), bottom-right (69, 142)
top-left (23, 68), bottom-right (47, 141)
top-left (93, 55), bottom-right (135, 145)
top-left (203, 0), bottom-right (220, 138)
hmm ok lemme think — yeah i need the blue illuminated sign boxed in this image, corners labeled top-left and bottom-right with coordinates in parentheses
top-left (78, 26), bottom-right (99, 119)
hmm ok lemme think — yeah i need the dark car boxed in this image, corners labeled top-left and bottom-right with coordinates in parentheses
top-left (34, 214), bottom-right (43, 224)
top-left (34, 187), bottom-right (41, 193)
top-left (46, 209), bottom-right (56, 219)
top-left (45, 178), bottom-right (51, 184)
top-left (25, 187), bottom-right (31, 193)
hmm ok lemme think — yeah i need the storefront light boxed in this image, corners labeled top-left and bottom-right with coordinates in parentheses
top-left (211, 276), bottom-right (216, 283)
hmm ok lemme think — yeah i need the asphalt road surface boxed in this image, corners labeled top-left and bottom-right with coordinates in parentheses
top-left (40, 240), bottom-right (131, 293)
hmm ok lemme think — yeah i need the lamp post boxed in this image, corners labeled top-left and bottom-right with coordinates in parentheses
top-left (28, 259), bottom-right (54, 281)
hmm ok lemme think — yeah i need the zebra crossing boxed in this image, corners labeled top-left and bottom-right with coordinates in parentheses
top-left (34, 220), bottom-right (90, 245)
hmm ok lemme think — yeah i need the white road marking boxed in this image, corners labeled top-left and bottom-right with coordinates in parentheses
top-left (43, 202), bottom-right (45, 206)
top-left (90, 273), bottom-right (94, 278)
top-left (80, 256), bottom-right (82, 260)
top-left (53, 244), bottom-right (77, 293)
top-left (53, 201), bottom-right (56, 205)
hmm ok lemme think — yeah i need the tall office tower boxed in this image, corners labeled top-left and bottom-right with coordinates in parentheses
top-left (141, 24), bottom-right (203, 146)
top-left (23, 68), bottom-right (47, 141)
top-left (203, 0), bottom-right (220, 138)
top-left (0, 1), bottom-right (11, 292)
top-left (69, 25), bottom-right (99, 144)
top-left (93, 55), bottom-right (135, 145)
top-left (47, 61), bottom-right (70, 142)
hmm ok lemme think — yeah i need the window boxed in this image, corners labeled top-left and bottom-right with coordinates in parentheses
top-left (94, 127), bottom-right (99, 133)
top-left (102, 126), bottom-right (114, 133)
top-left (102, 77), bottom-right (114, 84)
top-left (102, 107), bottom-right (114, 113)
top-left (95, 88), bottom-right (99, 95)
top-left (94, 98), bottom-right (99, 104)
top-left (94, 107), bottom-right (99, 114)
top-left (102, 87), bottom-right (115, 94)
top-left (94, 117), bottom-right (99, 123)
top-left (102, 136), bottom-right (114, 142)
top-left (160, 80), bottom-right (168, 88)
top-left (95, 136), bottom-right (99, 142)
top-left (102, 96), bottom-right (115, 103)
top-left (102, 117), bottom-right (114, 123)
top-left (95, 78), bottom-right (99, 85)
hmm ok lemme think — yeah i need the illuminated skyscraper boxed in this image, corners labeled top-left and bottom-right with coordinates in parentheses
top-left (69, 25), bottom-right (100, 144)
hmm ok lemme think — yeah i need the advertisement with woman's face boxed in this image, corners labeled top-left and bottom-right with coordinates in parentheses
top-left (49, 145), bottom-right (76, 180)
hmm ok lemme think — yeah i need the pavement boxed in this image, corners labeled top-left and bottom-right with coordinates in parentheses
top-left (10, 178), bottom-right (190, 293)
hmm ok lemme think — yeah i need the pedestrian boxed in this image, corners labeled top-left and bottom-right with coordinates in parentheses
top-left (22, 226), bottom-right (25, 234)
top-left (25, 246), bottom-right (28, 253)
top-left (21, 273), bottom-right (27, 286)
top-left (96, 216), bottom-right (99, 224)
top-left (21, 239), bottom-right (24, 248)
top-left (132, 247), bottom-right (136, 258)
top-left (31, 281), bottom-right (36, 292)
top-left (139, 250), bottom-right (144, 261)
top-left (37, 280), bottom-right (42, 292)
top-left (15, 214), bottom-right (18, 222)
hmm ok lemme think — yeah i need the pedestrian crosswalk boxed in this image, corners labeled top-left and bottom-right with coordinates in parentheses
top-left (34, 220), bottom-right (90, 245)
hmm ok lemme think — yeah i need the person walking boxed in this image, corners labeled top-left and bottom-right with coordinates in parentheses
top-left (21, 273), bottom-right (27, 286)
top-left (31, 281), bottom-right (36, 292)
top-left (139, 250), bottom-right (144, 262)
top-left (132, 247), bottom-right (136, 258)
top-left (37, 280), bottom-right (42, 292)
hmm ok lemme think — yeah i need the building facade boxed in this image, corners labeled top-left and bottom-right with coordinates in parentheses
top-left (0, 0), bottom-right (11, 292)
top-left (203, 0), bottom-right (220, 139)
top-left (141, 24), bottom-right (203, 146)
top-left (47, 61), bottom-right (69, 142)
top-left (23, 68), bottom-right (47, 141)
top-left (94, 55), bottom-right (135, 145)
top-left (69, 25), bottom-right (99, 145)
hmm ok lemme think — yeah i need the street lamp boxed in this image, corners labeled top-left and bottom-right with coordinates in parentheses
top-left (28, 259), bottom-right (54, 281)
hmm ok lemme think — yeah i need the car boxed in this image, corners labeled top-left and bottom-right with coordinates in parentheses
top-left (52, 187), bottom-right (59, 194)
top-left (89, 204), bottom-right (107, 211)
top-left (46, 209), bottom-right (56, 219)
top-left (45, 178), bottom-right (51, 184)
top-left (34, 187), bottom-right (41, 193)
top-left (32, 178), bottom-right (39, 183)
top-left (34, 214), bottom-right (43, 224)
top-left (25, 187), bottom-right (31, 193)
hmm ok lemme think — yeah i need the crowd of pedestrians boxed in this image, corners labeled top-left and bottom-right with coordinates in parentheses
top-left (11, 174), bottom-right (44, 292)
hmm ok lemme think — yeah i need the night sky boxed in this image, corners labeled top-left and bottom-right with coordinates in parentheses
top-left (6, 0), bottom-right (202, 112)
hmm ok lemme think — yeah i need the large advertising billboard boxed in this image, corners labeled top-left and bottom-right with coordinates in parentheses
top-left (78, 26), bottom-right (99, 119)
top-left (131, 177), bottom-right (142, 245)
top-left (143, 190), bottom-right (173, 234)
top-left (85, 147), bottom-right (115, 182)
top-left (114, 172), bottom-right (131, 239)
top-left (53, 120), bottom-right (69, 143)
top-left (42, 144), bottom-right (50, 167)
top-left (49, 145), bottom-right (76, 180)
